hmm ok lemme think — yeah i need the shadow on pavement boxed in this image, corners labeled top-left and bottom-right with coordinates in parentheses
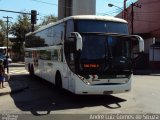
top-left (134, 69), bottom-right (160, 76)
top-left (9, 74), bottom-right (127, 116)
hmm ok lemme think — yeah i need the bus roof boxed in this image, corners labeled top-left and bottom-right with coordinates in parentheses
top-left (26, 15), bottom-right (128, 36)
top-left (0, 47), bottom-right (7, 49)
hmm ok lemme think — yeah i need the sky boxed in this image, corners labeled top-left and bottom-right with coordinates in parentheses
top-left (0, 0), bottom-right (137, 23)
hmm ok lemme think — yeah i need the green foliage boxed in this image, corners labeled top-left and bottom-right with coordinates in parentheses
top-left (9, 13), bottom-right (31, 61)
top-left (4, 13), bottom-right (58, 61)
top-left (0, 19), bottom-right (6, 46)
top-left (39, 14), bottom-right (57, 26)
top-left (11, 14), bottom-right (31, 43)
top-left (12, 42), bottom-right (23, 53)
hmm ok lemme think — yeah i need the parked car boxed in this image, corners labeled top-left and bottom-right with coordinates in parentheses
top-left (0, 54), bottom-right (12, 63)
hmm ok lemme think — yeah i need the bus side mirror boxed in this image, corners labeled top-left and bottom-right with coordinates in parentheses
top-left (131, 35), bottom-right (144, 53)
top-left (70, 32), bottom-right (83, 51)
top-left (130, 35), bottom-right (144, 61)
top-left (136, 35), bottom-right (144, 53)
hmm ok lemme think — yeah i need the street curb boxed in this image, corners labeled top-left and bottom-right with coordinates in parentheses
top-left (134, 70), bottom-right (160, 75)
top-left (11, 84), bottom-right (29, 94)
top-left (0, 84), bottom-right (29, 96)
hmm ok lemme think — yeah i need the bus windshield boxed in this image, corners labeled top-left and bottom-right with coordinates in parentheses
top-left (80, 35), bottom-right (106, 60)
top-left (77, 20), bottom-right (129, 34)
top-left (79, 34), bottom-right (132, 74)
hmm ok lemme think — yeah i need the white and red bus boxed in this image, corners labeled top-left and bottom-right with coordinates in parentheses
top-left (25, 15), bottom-right (144, 95)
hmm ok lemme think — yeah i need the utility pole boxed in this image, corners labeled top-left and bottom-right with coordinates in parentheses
top-left (3, 16), bottom-right (12, 73)
top-left (124, 0), bottom-right (128, 20)
top-left (131, 3), bottom-right (141, 34)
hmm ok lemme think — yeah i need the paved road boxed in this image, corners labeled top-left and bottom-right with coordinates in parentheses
top-left (0, 63), bottom-right (160, 119)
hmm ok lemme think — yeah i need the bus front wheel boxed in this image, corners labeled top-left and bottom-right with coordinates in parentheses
top-left (55, 72), bottom-right (62, 89)
top-left (29, 65), bottom-right (34, 76)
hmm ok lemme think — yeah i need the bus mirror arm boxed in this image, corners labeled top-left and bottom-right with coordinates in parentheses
top-left (70, 32), bottom-right (83, 51)
top-left (130, 35), bottom-right (144, 53)
top-left (138, 37), bottom-right (144, 53)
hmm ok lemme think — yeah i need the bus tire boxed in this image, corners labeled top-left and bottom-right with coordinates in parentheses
top-left (28, 64), bottom-right (30, 72)
top-left (55, 71), bottom-right (62, 89)
top-left (30, 65), bottom-right (34, 76)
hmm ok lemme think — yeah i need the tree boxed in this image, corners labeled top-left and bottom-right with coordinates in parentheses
top-left (10, 13), bottom-right (57, 61)
top-left (0, 19), bottom-right (6, 46)
top-left (10, 13), bottom-right (31, 60)
top-left (39, 14), bottom-right (57, 26)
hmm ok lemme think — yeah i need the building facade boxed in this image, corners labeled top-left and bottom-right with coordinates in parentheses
top-left (117, 0), bottom-right (160, 69)
top-left (58, 0), bottom-right (96, 20)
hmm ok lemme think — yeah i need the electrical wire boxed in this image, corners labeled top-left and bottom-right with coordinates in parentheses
top-left (98, 10), bottom-right (121, 16)
top-left (31, 0), bottom-right (58, 6)
top-left (31, 0), bottom-right (93, 13)
top-left (100, 8), bottom-right (121, 14)
top-left (31, 0), bottom-right (127, 17)
top-left (31, 0), bottom-right (144, 19)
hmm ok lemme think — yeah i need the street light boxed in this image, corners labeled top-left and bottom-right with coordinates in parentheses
top-left (108, 3), bottom-right (124, 18)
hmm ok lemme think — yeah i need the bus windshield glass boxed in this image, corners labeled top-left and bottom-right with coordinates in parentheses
top-left (80, 35), bottom-right (106, 60)
top-left (79, 34), bottom-right (132, 74)
top-left (77, 20), bottom-right (128, 34)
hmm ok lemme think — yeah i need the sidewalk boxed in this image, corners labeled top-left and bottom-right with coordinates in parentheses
top-left (0, 62), bottom-right (28, 96)
top-left (0, 79), bottom-right (29, 96)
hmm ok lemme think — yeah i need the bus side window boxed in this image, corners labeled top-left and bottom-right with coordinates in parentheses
top-left (51, 49), bottom-right (58, 61)
top-left (61, 31), bottom-right (63, 41)
top-left (66, 20), bottom-right (74, 38)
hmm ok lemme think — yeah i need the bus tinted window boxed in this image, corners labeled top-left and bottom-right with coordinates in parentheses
top-left (25, 23), bottom-right (65, 48)
top-left (77, 20), bottom-right (128, 34)
top-left (25, 51), bottom-right (32, 58)
top-left (80, 35), bottom-right (106, 60)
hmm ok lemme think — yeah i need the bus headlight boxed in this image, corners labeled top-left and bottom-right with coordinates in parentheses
top-left (78, 75), bottom-right (90, 85)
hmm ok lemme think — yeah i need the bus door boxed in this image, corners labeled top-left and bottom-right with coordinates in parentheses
top-left (64, 37), bottom-right (76, 72)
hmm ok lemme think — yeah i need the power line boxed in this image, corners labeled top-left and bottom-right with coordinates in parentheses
top-left (31, 0), bottom-right (91, 14)
top-left (31, 0), bottom-right (129, 17)
top-left (31, 0), bottom-right (105, 16)
top-left (126, 0), bottom-right (137, 8)
top-left (31, 0), bottom-right (58, 6)
top-left (98, 9), bottom-right (121, 15)
top-left (31, 0), bottom-right (90, 15)
top-left (0, 9), bottom-right (31, 15)
top-left (31, 0), bottom-right (71, 9)
top-left (107, 0), bottom-right (123, 3)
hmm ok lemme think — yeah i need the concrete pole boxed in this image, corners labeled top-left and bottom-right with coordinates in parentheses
top-left (58, 0), bottom-right (96, 20)
top-left (3, 16), bottom-right (12, 73)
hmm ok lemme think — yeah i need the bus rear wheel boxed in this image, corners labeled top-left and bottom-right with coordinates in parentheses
top-left (29, 65), bottom-right (34, 76)
top-left (55, 72), bottom-right (62, 89)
